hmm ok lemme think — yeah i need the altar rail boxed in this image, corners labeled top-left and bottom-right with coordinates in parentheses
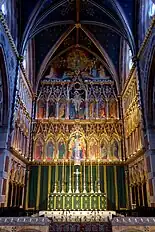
top-left (48, 193), bottom-right (107, 211)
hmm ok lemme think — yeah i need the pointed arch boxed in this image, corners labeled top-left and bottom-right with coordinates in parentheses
top-left (147, 46), bottom-right (155, 125)
top-left (21, 0), bottom-right (68, 53)
top-left (89, 0), bottom-right (135, 54)
top-left (35, 25), bottom-right (75, 91)
top-left (0, 46), bottom-right (9, 126)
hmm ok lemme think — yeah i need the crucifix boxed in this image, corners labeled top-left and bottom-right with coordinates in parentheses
top-left (74, 168), bottom-right (81, 193)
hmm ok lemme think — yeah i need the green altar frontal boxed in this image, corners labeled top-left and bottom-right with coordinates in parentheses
top-left (48, 193), bottom-right (107, 211)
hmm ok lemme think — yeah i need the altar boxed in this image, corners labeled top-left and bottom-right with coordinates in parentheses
top-left (39, 210), bottom-right (116, 222)
top-left (48, 192), bottom-right (106, 211)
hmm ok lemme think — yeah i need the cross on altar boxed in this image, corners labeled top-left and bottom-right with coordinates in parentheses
top-left (74, 168), bottom-right (81, 193)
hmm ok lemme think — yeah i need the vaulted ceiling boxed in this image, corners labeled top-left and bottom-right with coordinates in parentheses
top-left (17, 0), bottom-right (136, 88)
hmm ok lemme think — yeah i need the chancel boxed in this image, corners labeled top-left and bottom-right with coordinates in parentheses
top-left (0, 0), bottom-right (155, 231)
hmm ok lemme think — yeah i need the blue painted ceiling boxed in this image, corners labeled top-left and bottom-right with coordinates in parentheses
top-left (17, 0), bottom-right (136, 85)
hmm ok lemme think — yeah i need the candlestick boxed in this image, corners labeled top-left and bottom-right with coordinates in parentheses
top-left (68, 158), bottom-right (72, 193)
top-left (90, 159), bottom-right (94, 193)
top-left (53, 160), bottom-right (58, 193)
top-left (61, 159), bottom-right (65, 193)
top-left (83, 158), bottom-right (87, 193)
top-left (98, 159), bottom-right (101, 193)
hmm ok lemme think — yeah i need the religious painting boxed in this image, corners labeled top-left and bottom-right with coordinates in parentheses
top-left (69, 102), bottom-right (76, 119)
top-left (46, 140), bottom-right (54, 160)
top-left (99, 101), bottom-right (106, 118)
top-left (70, 91), bottom-right (84, 119)
top-left (48, 101), bottom-right (55, 118)
top-left (100, 139), bottom-right (108, 159)
top-left (34, 138), bottom-right (43, 160)
top-left (37, 100), bottom-right (45, 118)
top-left (89, 138), bottom-right (98, 159)
top-left (78, 101), bottom-right (85, 119)
top-left (59, 101), bottom-right (66, 119)
top-left (111, 139), bottom-right (119, 160)
top-left (68, 133), bottom-right (86, 160)
top-left (89, 102), bottom-right (96, 118)
top-left (109, 99), bottom-right (117, 118)
top-left (58, 140), bottom-right (66, 159)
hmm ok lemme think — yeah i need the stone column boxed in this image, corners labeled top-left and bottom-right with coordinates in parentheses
top-left (66, 100), bottom-right (70, 119)
top-left (85, 100), bottom-right (89, 119)
top-left (56, 101), bottom-right (59, 119)
top-left (106, 100), bottom-right (109, 118)
top-left (96, 101), bottom-right (99, 119)
top-left (46, 100), bottom-right (49, 119)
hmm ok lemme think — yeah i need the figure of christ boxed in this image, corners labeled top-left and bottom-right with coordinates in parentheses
top-left (72, 91), bottom-right (83, 115)
top-left (69, 134), bottom-right (86, 160)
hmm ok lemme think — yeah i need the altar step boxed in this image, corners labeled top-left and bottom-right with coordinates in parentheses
top-left (49, 222), bottom-right (112, 232)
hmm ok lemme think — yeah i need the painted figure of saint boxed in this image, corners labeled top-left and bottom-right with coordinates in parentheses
top-left (99, 102), bottom-right (106, 118)
top-left (58, 141), bottom-right (66, 159)
top-left (101, 140), bottom-right (108, 159)
top-left (46, 66), bottom-right (57, 79)
top-left (48, 102), bottom-right (55, 118)
top-left (46, 141), bottom-right (54, 160)
top-left (89, 139), bottom-right (98, 159)
top-left (111, 140), bottom-right (119, 159)
top-left (37, 101), bottom-right (45, 118)
top-left (89, 102), bottom-right (95, 118)
top-left (109, 100), bottom-right (117, 118)
top-left (98, 65), bottom-right (106, 78)
top-left (98, 65), bottom-right (109, 80)
top-left (59, 102), bottom-right (66, 118)
top-left (69, 102), bottom-right (76, 119)
top-left (34, 140), bottom-right (43, 160)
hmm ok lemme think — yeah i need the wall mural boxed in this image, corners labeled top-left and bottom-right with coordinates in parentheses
top-left (37, 49), bottom-right (117, 121)
top-left (45, 48), bottom-right (110, 80)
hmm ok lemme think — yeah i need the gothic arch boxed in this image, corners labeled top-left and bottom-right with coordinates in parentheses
top-left (147, 46), bottom-right (155, 125)
top-left (0, 47), bottom-right (9, 126)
